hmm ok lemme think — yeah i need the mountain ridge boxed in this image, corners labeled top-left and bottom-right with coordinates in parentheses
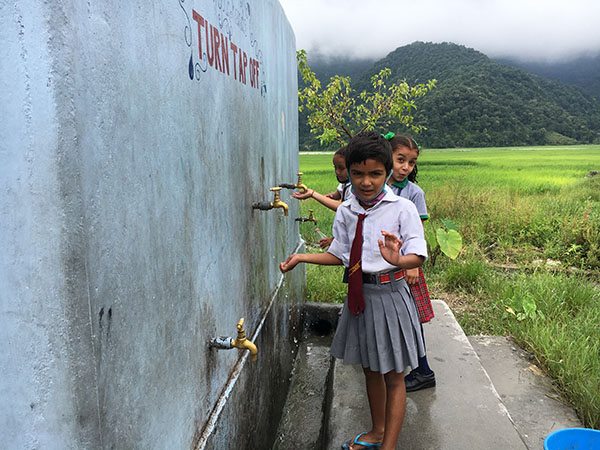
top-left (300, 42), bottom-right (600, 149)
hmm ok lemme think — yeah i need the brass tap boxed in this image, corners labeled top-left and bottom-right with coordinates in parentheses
top-left (279, 171), bottom-right (308, 194)
top-left (295, 172), bottom-right (308, 194)
top-left (209, 317), bottom-right (258, 361)
top-left (270, 187), bottom-right (289, 216)
top-left (252, 187), bottom-right (289, 216)
top-left (295, 209), bottom-right (317, 224)
top-left (232, 318), bottom-right (258, 360)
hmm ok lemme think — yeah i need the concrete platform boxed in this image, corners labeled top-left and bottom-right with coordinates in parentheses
top-left (469, 335), bottom-right (581, 449)
top-left (326, 300), bottom-right (582, 450)
top-left (273, 300), bottom-right (582, 450)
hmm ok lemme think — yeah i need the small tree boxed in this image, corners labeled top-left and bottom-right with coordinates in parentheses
top-left (297, 49), bottom-right (436, 146)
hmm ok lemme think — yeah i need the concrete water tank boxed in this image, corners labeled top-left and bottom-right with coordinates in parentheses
top-left (0, 1), bottom-right (303, 448)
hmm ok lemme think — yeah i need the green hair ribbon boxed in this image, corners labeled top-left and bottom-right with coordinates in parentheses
top-left (382, 132), bottom-right (395, 140)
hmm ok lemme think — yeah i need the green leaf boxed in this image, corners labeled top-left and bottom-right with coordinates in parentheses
top-left (441, 218), bottom-right (459, 231)
top-left (436, 228), bottom-right (463, 260)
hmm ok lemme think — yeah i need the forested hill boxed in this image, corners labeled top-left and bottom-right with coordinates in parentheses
top-left (300, 42), bottom-right (600, 149)
top-left (498, 54), bottom-right (600, 100)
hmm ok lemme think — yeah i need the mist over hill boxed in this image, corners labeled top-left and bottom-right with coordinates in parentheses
top-left (497, 54), bottom-right (600, 100)
top-left (300, 42), bottom-right (600, 149)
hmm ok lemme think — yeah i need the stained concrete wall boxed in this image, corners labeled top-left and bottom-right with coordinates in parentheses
top-left (0, 1), bottom-right (302, 448)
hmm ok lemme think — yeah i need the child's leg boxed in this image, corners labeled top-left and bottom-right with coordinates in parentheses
top-left (347, 369), bottom-right (406, 450)
top-left (405, 324), bottom-right (436, 392)
top-left (381, 371), bottom-right (406, 450)
top-left (344, 369), bottom-right (385, 448)
top-left (416, 323), bottom-right (433, 375)
top-left (363, 368), bottom-right (386, 440)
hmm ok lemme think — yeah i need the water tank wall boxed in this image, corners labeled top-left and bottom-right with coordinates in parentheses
top-left (0, 0), bottom-right (303, 447)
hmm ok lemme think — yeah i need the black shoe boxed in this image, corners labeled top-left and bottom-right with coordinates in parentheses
top-left (405, 371), bottom-right (436, 392)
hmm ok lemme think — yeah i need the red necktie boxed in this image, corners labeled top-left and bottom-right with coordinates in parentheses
top-left (348, 213), bottom-right (366, 315)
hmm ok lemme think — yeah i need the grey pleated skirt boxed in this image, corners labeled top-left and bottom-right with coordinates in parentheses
top-left (330, 277), bottom-right (426, 374)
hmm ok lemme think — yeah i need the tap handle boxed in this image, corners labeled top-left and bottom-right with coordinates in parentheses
top-left (236, 318), bottom-right (247, 340)
top-left (279, 183), bottom-right (296, 189)
top-left (270, 187), bottom-right (282, 201)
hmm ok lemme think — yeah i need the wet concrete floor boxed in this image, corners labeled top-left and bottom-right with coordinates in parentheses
top-left (274, 300), bottom-right (583, 450)
top-left (326, 300), bottom-right (582, 450)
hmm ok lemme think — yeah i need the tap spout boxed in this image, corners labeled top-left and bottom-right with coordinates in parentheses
top-left (252, 187), bottom-right (288, 216)
top-left (295, 209), bottom-right (317, 224)
top-left (209, 318), bottom-right (258, 361)
top-left (271, 199), bottom-right (289, 217)
top-left (279, 172), bottom-right (308, 194)
top-left (294, 172), bottom-right (308, 194)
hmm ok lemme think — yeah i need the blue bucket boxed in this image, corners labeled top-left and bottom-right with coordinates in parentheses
top-left (544, 428), bottom-right (600, 450)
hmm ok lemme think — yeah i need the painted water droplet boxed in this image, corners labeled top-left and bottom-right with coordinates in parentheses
top-left (188, 54), bottom-right (194, 80)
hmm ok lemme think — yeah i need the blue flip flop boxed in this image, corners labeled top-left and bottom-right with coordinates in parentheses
top-left (341, 432), bottom-right (383, 449)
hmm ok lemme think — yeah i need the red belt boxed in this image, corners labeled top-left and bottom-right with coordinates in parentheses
top-left (372, 269), bottom-right (406, 284)
top-left (344, 268), bottom-right (406, 285)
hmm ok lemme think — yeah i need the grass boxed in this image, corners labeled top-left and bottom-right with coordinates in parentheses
top-left (295, 144), bottom-right (600, 429)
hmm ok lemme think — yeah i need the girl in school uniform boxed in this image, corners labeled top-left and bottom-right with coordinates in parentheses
top-left (324, 145), bottom-right (352, 203)
top-left (386, 133), bottom-right (436, 392)
top-left (292, 146), bottom-right (352, 248)
top-left (280, 132), bottom-right (427, 450)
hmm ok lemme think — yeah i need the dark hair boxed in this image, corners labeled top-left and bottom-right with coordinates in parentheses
top-left (334, 145), bottom-right (347, 157)
top-left (389, 133), bottom-right (420, 183)
top-left (345, 132), bottom-right (393, 173)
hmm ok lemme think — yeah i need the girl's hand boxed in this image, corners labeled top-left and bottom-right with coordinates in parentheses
top-left (318, 237), bottom-right (333, 249)
top-left (377, 230), bottom-right (403, 266)
top-left (279, 254), bottom-right (302, 273)
top-left (292, 189), bottom-right (314, 200)
top-left (405, 267), bottom-right (419, 285)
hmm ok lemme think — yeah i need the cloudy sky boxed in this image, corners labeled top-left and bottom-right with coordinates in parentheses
top-left (278, 0), bottom-right (600, 63)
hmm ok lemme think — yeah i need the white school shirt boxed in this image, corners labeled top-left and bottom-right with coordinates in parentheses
top-left (327, 188), bottom-right (427, 274)
top-left (391, 181), bottom-right (429, 220)
top-left (336, 182), bottom-right (353, 201)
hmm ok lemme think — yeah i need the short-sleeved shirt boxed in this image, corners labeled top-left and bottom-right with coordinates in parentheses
top-left (336, 182), bottom-right (352, 201)
top-left (390, 181), bottom-right (429, 220)
top-left (328, 189), bottom-right (427, 274)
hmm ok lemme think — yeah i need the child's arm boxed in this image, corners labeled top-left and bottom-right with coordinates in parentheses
top-left (325, 190), bottom-right (341, 200)
top-left (279, 251), bottom-right (342, 273)
top-left (378, 231), bottom-right (425, 269)
top-left (292, 188), bottom-right (342, 212)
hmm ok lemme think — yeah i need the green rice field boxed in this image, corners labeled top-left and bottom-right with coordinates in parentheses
top-left (294, 144), bottom-right (600, 429)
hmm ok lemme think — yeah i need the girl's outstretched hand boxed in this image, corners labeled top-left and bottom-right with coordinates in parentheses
top-left (318, 236), bottom-right (333, 249)
top-left (280, 254), bottom-right (301, 273)
top-left (292, 189), bottom-right (314, 200)
top-left (378, 230), bottom-right (403, 266)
